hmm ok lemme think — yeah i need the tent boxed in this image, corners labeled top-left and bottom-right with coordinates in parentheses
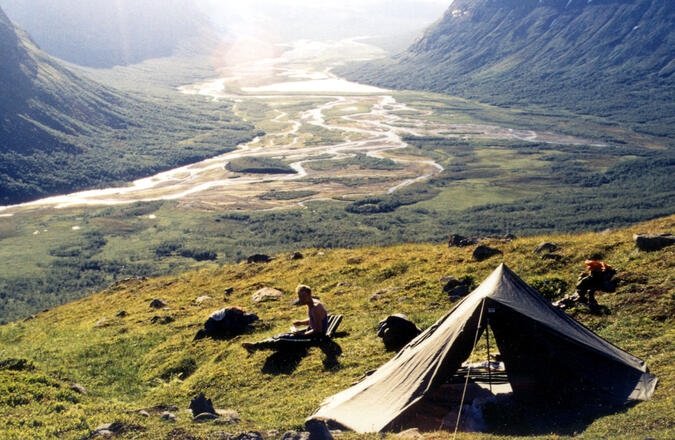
top-left (308, 264), bottom-right (657, 433)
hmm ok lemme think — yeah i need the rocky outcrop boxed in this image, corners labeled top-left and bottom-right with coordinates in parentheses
top-left (634, 233), bottom-right (675, 252)
top-left (534, 242), bottom-right (559, 254)
top-left (252, 287), bottom-right (283, 303)
top-left (247, 254), bottom-right (273, 264)
top-left (473, 245), bottom-right (502, 261)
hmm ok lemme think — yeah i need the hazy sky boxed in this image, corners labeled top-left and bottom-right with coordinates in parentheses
top-left (195, 0), bottom-right (453, 52)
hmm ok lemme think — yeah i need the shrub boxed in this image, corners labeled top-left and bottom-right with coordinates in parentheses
top-left (529, 276), bottom-right (569, 301)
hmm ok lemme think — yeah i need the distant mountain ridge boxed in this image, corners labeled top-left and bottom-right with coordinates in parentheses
top-left (338, 0), bottom-right (675, 139)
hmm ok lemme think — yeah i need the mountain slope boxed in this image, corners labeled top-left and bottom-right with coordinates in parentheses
top-left (0, 215), bottom-right (672, 439)
top-left (1, 0), bottom-right (207, 68)
top-left (0, 7), bottom-right (127, 152)
top-left (0, 7), bottom-right (258, 205)
top-left (338, 0), bottom-right (675, 140)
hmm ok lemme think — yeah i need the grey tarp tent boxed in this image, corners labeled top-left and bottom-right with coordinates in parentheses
top-left (308, 264), bottom-right (657, 433)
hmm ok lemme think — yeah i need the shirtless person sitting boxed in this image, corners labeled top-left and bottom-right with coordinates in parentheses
top-left (242, 284), bottom-right (328, 353)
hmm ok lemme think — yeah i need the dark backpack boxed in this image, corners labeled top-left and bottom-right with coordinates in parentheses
top-left (377, 314), bottom-right (422, 351)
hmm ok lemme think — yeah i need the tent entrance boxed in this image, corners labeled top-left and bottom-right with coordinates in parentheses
top-left (393, 301), bottom-right (514, 433)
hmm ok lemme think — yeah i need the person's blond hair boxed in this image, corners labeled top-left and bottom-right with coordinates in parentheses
top-left (295, 284), bottom-right (312, 295)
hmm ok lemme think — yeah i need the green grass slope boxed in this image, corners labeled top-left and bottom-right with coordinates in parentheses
top-left (0, 216), bottom-right (672, 439)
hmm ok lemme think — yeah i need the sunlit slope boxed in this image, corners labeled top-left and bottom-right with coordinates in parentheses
top-left (0, 6), bottom-right (258, 205)
top-left (339, 0), bottom-right (675, 141)
top-left (0, 215), bottom-right (672, 439)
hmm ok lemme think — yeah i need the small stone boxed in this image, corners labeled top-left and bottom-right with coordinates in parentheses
top-left (150, 298), bottom-right (167, 308)
top-left (247, 254), bottom-right (273, 264)
top-left (194, 412), bottom-right (219, 421)
top-left (534, 242), bottom-right (559, 254)
top-left (137, 410), bottom-right (150, 417)
top-left (369, 293), bottom-right (381, 302)
top-left (151, 404), bottom-right (179, 412)
top-left (441, 277), bottom-right (461, 291)
top-left (94, 422), bottom-right (125, 436)
top-left (473, 245), bottom-right (502, 261)
top-left (395, 428), bottom-right (423, 439)
top-left (252, 287), bottom-right (283, 303)
top-left (215, 409), bottom-right (240, 424)
top-left (94, 318), bottom-right (109, 328)
top-left (70, 383), bottom-right (87, 395)
top-left (448, 234), bottom-right (478, 247)
top-left (232, 432), bottom-right (265, 440)
top-left (115, 311), bottom-right (127, 318)
top-left (447, 285), bottom-right (469, 297)
top-left (305, 419), bottom-right (333, 440)
top-left (289, 252), bottom-right (304, 260)
top-left (195, 296), bottom-right (212, 304)
top-left (224, 287), bottom-right (234, 296)
top-left (280, 432), bottom-right (310, 440)
top-left (150, 315), bottom-right (174, 324)
top-left (161, 411), bottom-right (177, 421)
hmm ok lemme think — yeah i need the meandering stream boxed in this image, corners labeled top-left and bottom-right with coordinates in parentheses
top-left (0, 40), bottom-right (602, 215)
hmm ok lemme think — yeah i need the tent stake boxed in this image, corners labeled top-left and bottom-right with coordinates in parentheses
top-left (453, 298), bottom-right (486, 439)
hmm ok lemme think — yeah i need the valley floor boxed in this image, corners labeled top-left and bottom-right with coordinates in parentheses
top-left (0, 40), bottom-right (672, 324)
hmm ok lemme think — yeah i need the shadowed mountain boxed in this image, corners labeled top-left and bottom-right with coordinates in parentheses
top-left (338, 0), bottom-right (675, 140)
top-left (1, 0), bottom-right (207, 68)
top-left (0, 6), bottom-right (256, 205)
top-left (0, 6), bottom-right (128, 174)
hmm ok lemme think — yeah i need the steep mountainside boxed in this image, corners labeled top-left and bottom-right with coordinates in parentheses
top-left (1, 0), bottom-right (207, 67)
top-left (338, 0), bottom-right (675, 140)
top-left (0, 7), bottom-right (127, 151)
top-left (0, 7), bottom-right (257, 205)
top-left (0, 215), bottom-right (672, 439)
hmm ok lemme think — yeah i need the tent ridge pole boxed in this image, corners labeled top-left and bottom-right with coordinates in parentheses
top-left (453, 297), bottom-right (487, 439)
top-left (486, 312), bottom-right (492, 393)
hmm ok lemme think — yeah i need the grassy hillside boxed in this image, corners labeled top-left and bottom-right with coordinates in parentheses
top-left (0, 216), bottom-right (672, 439)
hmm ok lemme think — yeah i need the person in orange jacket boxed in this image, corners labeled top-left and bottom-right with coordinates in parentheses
top-left (575, 260), bottom-right (616, 312)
